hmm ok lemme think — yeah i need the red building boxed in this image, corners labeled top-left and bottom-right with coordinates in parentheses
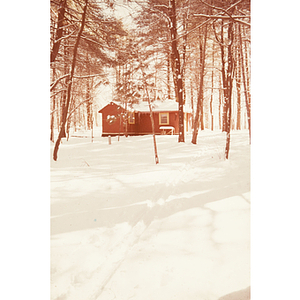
top-left (98, 100), bottom-right (192, 137)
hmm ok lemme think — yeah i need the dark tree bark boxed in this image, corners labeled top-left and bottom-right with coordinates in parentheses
top-left (213, 19), bottom-right (234, 157)
top-left (53, 0), bottom-right (89, 161)
top-left (141, 69), bottom-right (159, 164)
top-left (170, 0), bottom-right (185, 142)
top-left (182, 7), bottom-right (190, 105)
top-left (167, 49), bottom-right (171, 100)
top-left (85, 51), bottom-right (93, 131)
top-left (191, 25), bottom-right (208, 144)
top-left (190, 79), bottom-right (195, 130)
top-left (86, 80), bottom-right (93, 130)
top-left (60, 39), bottom-right (70, 139)
top-left (224, 21), bottom-right (234, 160)
top-left (235, 26), bottom-right (242, 130)
top-left (50, 0), bottom-right (67, 63)
top-left (210, 39), bottom-right (215, 131)
top-left (239, 24), bottom-right (251, 143)
top-left (50, 68), bottom-right (56, 142)
top-left (218, 75), bottom-right (222, 130)
top-left (213, 15), bottom-right (234, 159)
top-left (218, 21), bottom-right (228, 133)
top-left (146, 88), bottom-right (159, 164)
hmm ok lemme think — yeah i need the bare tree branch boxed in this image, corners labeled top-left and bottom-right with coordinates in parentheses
top-left (54, 29), bottom-right (77, 44)
top-left (73, 73), bottom-right (105, 79)
top-left (50, 73), bottom-right (106, 92)
top-left (200, 0), bottom-right (244, 18)
top-left (50, 74), bottom-right (69, 91)
top-left (198, 0), bottom-right (250, 27)
top-left (66, 97), bottom-right (92, 122)
top-left (195, 14), bottom-right (250, 27)
top-left (50, 88), bottom-right (67, 98)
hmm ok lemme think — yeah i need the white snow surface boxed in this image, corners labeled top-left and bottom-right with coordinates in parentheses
top-left (51, 130), bottom-right (250, 300)
top-left (127, 99), bottom-right (192, 113)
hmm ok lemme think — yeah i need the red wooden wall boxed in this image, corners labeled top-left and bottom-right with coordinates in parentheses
top-left (99, 102), bottom-right (184, 136)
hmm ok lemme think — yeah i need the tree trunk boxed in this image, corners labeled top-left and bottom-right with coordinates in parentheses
top-left (170, 0), bottom-right (184, 142)
top-left (190, 79), bottom-right (195, 130)
top-left (182, 10), bottom-right (189, 105)
top-left (218, 76), bottom-right (222, 130)
top-left (50, 68), bottom-right (56, 142)
top-left (191, 25), bottom-right (208, 144)
top-left (167, 49), bottom-right (171, 100)
top-left (50, 0), bottom-right (67, 63)
top-left (53, 0), bottom-right (88, 161)
top-left (60, 37), bottom-right (70, 139)
top-left (210, 41), bottom-right (215, 131)
top-left (224, 22), bottom-right (234, 160)
top-left (146, 92), bottom-right (159, 164)
top-left (235, 79), bottom-right (242, 131)
top-left (239, 24), bottom-right (251, 143)
top-left (235, 42), bottom-right (242, 130)
top-left (86, 79), bottom-right (93, 130)
top-left (86, 52), bottom-right (93, 131)
top-left (143, 76), bottom-right (159, 164)
top-left (214, 17), bottom-right (234, 158)
top-left (218, 21), bottom-right (228, 133)
top-left (60, 89), bottom-right (67, 138)
top-left (235, 25), bottom-right (242, 130)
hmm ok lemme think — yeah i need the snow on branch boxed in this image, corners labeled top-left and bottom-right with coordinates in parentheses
top-left (195, 14), bottom-right (250, 27)
top-left (54, 29), bottom-right (77, 44)
top-left (153, 4), bottom-right (170, 10)
top-left (50, 73), bottom-right (106, 92)
top-left (195, 14), bottom-right (249, 19)
top-left (66, 97), bottom-right (92, 121)
top-left (73, 73), bottom-right (105, 79)
top-left (132, 0), bottom-right (172, 26)
top-left (156, 0), bottom-right (249, 46)
top-left (50, 88), bottom-right (67, 98)
top-left (50, 7), bottom-right (58, 18)
top-left (80, 35), bottom-right (119, 51)
top-left (50, 74), bottom-right (69, 92)
top-left (198, 0), bottom-right (250, 27)
top-left (200, 0), bottom-right (244, 17)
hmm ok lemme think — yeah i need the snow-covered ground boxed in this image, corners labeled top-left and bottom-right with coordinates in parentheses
top-left (50, 130), bottom-right (250, 300)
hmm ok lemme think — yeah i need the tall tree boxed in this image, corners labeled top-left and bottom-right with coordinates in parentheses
top-left (114, 36), bottom-right (160, 163)
top-left (50, 0), bottom-right (67, 63)
top-left (133, 0), bottom-right (187, 142)
top-left (235, 24), bottom-right (242, 130)
top-left (191, 24), bottom-right (208, 144)
top-left (238, 23), bottom-right (251, 142)
top-left (50, 0), bottom-right (127, 159)
top-left (169, 0), bottom-right (185, 142)
top-left (53, 0), bottom-right (89, 161)
top-left (210, 38), bottom-right (215, 131)
top-left (141, 66), bottom-right (160, 164)
top-left (213, 16), bottom-right (234, 159)
top-left (199, 0), bottom-right (250, 158)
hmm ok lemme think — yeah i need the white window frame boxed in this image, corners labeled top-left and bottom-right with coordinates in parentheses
top-left (128, 112), bottom-right (135, 124)
top-left (159, 112), bottom-right (169, 125)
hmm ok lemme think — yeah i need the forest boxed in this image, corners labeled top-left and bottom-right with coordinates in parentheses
top-left (50, 0), bottom-right (251, 161)
top-left (49, 1), bottom-right (252, 298)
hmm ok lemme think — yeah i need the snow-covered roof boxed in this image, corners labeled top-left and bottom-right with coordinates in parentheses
top-left (130, 100), bottom-right (192, 113)
top-left (99, 100), bottom-right (192, 113)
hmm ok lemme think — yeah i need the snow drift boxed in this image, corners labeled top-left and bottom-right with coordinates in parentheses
top-left (51, 130), bottom-right (250, 300)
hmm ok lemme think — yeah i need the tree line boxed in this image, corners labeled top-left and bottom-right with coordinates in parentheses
top-left (50, 0), bottom-right (250, 161)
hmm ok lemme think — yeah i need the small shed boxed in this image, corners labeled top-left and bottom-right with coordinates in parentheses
top-left (98, 100), bottom-right (192, 137)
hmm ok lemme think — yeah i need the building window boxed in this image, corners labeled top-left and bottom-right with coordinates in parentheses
top-left (128, 112), bottom-right (135, 124)
top-left (106, 114), bottom-right (116, 124)
top-left (159, 112), bottom-right (169, 125)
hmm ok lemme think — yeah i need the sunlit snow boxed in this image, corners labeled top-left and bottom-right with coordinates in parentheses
top-left (51, 130), bottom-right (250, 300)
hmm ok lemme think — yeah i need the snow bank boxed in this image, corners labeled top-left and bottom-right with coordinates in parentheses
top-left (51, 130), bottom-right (250, 300)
